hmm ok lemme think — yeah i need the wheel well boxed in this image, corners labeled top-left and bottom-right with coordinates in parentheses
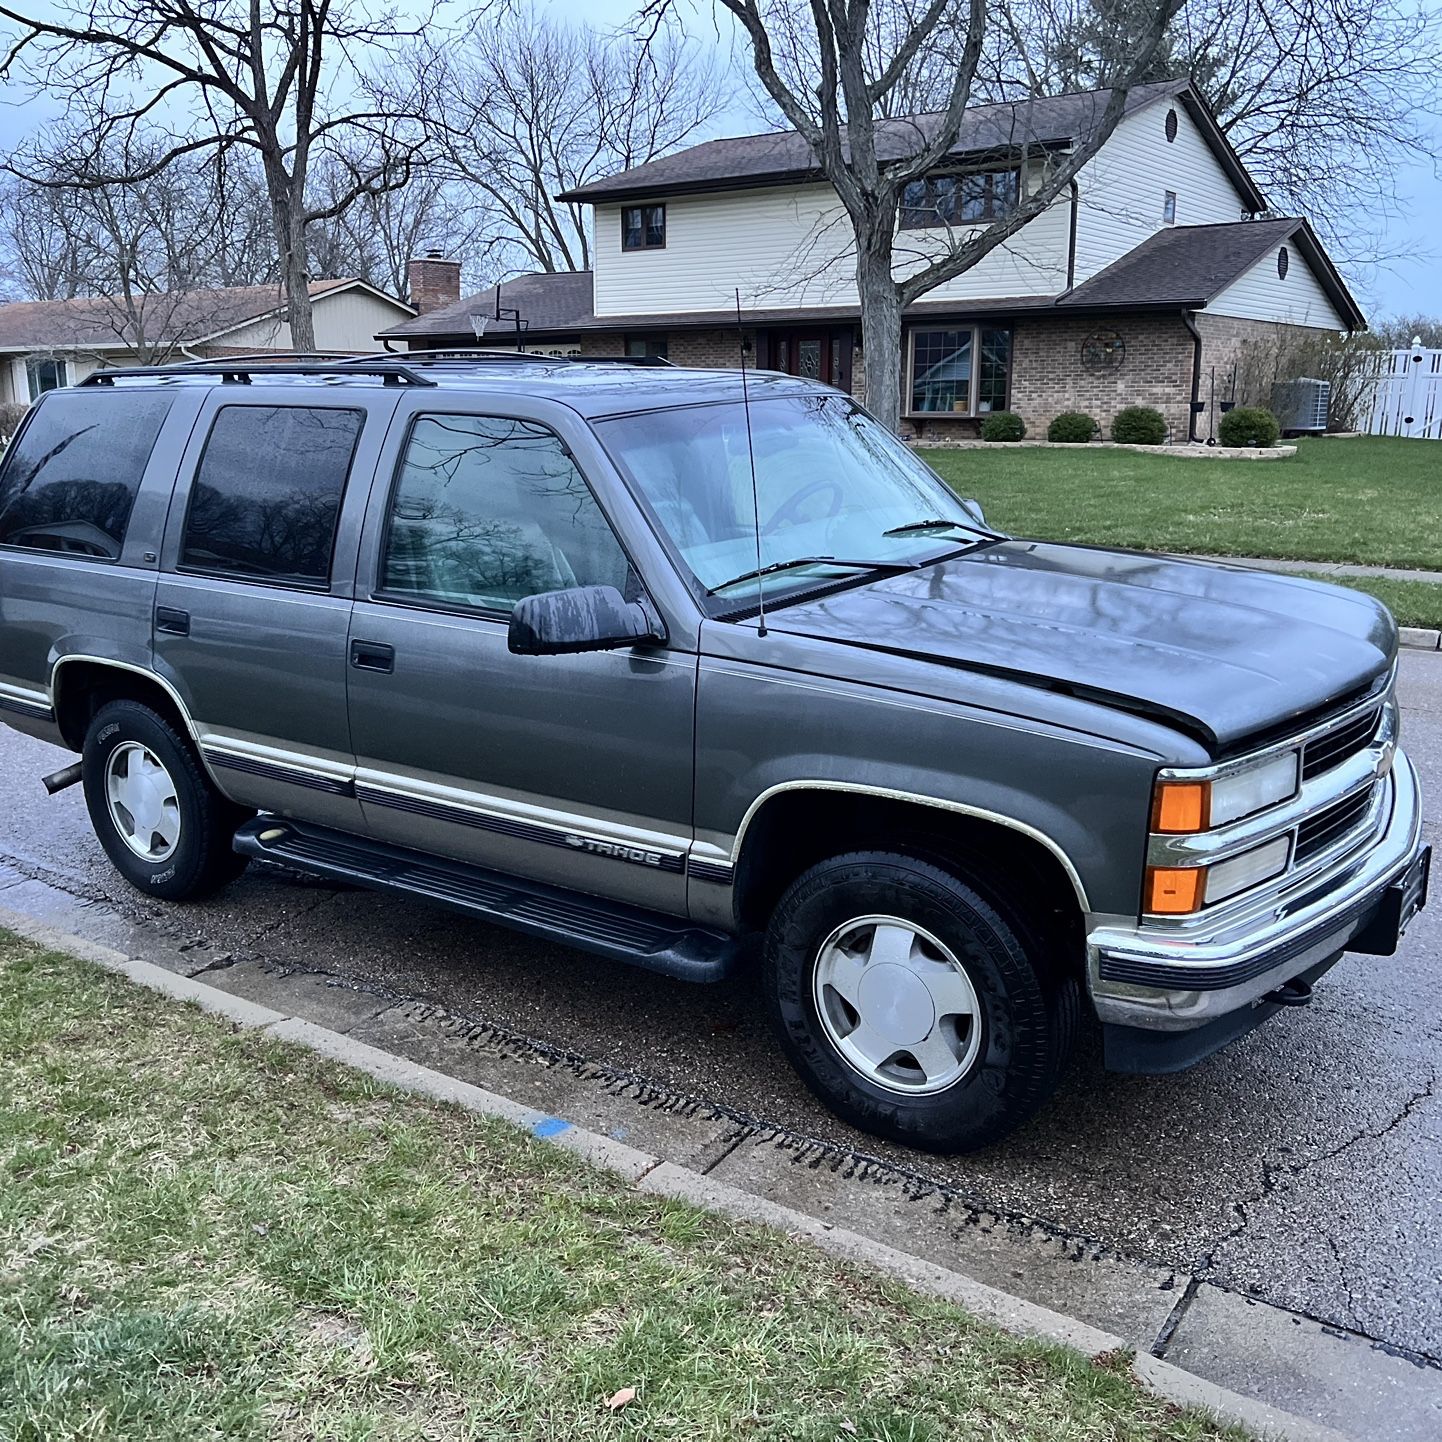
top-left (733, 790), bottom-right (1085, 964)
top-left (52, 662), bottom-right (193, 753)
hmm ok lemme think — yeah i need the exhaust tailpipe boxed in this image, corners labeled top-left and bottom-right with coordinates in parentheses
top-left (42, 762), bottom-right (83, 795)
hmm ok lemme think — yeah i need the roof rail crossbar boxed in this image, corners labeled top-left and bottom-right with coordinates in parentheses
top-left (79, 361), bottom-right (436, 387)
top-left (171, 350), bottom-right (367, 367)
top-left (354, 349), bottom-right (673, 368)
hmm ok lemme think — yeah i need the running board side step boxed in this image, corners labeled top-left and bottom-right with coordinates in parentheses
top-left (232, 817), bottom-right (740, 984)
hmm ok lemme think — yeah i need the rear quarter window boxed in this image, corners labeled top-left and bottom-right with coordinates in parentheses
top-left (0, 389), bottom-right (173, 559)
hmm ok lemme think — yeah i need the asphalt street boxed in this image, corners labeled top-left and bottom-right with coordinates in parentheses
top-left (2, 650), bottom-right (1440, 1363)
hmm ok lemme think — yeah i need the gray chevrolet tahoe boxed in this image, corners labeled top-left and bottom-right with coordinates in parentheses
top-left (0, 353), bottom-right (1429, 1151)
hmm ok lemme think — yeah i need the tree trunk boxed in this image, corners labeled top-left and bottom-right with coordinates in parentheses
top-left (856, 241), bottom-right (903, 433)
top-left (263, 159), bottom-right (315, 352)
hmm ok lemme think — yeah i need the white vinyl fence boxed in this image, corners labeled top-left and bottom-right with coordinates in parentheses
top-left (1365, 345), bottom-right (1442, 439)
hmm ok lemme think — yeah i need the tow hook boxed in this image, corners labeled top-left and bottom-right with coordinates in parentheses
top-left (41, 762), bottom-right (83, 795)
top-left (1263, 977), bottom-right (1313, 1008)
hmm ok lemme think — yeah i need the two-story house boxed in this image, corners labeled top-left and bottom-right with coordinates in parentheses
top-left (380, 79), bottom-right (1363, 440)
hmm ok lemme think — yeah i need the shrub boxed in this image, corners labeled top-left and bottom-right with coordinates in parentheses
top-left (980, 410), bottom-right (1026, 442)
top-left (0, 401), bottom-right (27, 443)
top-left (1110, 406), bottom-right (1167, 445)
top-left (1047, 411), bottom-right (1096, 443)
top-left (1218, 405), bottom-right (1282, 448)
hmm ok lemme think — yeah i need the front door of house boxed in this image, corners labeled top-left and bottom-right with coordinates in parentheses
top-left (766, 330), bottom-right (852, 392)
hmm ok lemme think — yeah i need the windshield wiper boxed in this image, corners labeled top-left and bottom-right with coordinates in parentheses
top-left (882, 518), bottom-right (976, 537)
top-left (708, 555), bottom-right (921, 595)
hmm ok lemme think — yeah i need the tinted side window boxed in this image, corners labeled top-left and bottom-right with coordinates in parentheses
top-left (181, 406), bottom-right (364, 585)
top-left (380, 415), bottom-right (631, 613)
top-left (0, 390), bottom-right (172, 559)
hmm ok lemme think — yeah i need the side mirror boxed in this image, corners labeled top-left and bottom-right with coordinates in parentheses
top-left (508, 584), bottom-right (665, 656)
top-left (961, 497), bottom-right (987, 527)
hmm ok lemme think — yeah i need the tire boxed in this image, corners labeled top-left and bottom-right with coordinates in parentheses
top-left (764, 851), bottom-right (1078, 1153)
top-left (81, 699), bottom-right (250, 901)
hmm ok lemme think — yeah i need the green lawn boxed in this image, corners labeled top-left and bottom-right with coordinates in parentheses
top-left (921, 436), bottom-right (1442, 572)
top-left (0, 936), bottom-right (1245, 1442)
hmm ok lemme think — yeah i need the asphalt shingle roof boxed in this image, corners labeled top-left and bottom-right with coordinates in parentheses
top-left (557, 80), bottom-right (1210, 203)
top-left (0, 277), bottom-right (384, 352)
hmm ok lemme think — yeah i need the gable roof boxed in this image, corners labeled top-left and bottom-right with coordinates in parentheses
top-left (557, 79), bottom-right (1264, 212)
top-left (0, 277), bottom-right (413, 353)
top-left (1065, 217), bottom-right (1365, 329)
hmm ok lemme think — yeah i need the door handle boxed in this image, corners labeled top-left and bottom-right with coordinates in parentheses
top-left (350, 640), bottom-right (395, 673)
top-left (155, 606), bottom-right (190, 636)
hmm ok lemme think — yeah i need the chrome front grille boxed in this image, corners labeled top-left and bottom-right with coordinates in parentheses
top-left (1294, 788), bottom-right (1374, 863)
top-left (1302, 706), bottom-right (1381, 781)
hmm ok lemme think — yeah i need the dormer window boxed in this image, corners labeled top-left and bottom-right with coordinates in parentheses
top-left (899, 170), bottom-right (1020, 229)
top-left (622, 205), bottom-right (666, 251)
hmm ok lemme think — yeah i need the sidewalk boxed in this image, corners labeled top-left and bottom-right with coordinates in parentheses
top-left (1199, 556), bottom-right (1442, 585)
top-left (2, 880), bottom-right (1440, 1441)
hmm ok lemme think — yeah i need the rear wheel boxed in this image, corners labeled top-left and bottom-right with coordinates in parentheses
top-left (81, 700), bottom-right (250, 900)
top-left (764, 850), bottom-right (1077, 1152)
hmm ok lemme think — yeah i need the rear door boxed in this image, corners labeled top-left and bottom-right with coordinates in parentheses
top-left (153, 386), bottom-right (400, 829)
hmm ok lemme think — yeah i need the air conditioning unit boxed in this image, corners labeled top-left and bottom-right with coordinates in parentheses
top-left (1270, 378), bottom-right (1330, 434)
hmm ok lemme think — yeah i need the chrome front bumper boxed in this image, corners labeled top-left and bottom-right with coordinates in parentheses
top-left (1088, 749), bottom-right (1425, 1034)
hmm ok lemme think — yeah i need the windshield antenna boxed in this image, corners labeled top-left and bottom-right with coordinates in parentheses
top-left (735, 287), bottom-right (766, 637)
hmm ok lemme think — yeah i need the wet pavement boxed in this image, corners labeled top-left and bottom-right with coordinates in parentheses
top-left (2, 651), bottom-right (1440, 1369)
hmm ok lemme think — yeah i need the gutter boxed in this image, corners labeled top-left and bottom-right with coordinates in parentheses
top-left (1065, 180), bottom-right (1079, 292)
top-left (1181, 309), bottom-right (1203, 443)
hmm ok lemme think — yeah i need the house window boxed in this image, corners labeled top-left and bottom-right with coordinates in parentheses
top-left (25, 357), bottom-right (67, 400)
top-left (907, 326), bottom-right (1012, 416)
top-left (622, 205), bottom-right (666, 251)
top-left (899, 170), bottom-right (1020, 229)
top-left (625, 335), bottom-right (669, 359)
top-left (1163, 191), bottom-right (1177, 225)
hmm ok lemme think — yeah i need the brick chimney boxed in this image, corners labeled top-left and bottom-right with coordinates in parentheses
top-left (407, 250), bottom-right (461, 314)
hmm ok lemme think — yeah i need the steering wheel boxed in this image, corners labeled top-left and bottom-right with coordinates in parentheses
top-left (763, 477), bottom-right (846, 535)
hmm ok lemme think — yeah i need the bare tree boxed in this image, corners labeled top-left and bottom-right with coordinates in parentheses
top-left (401, 6), bottom-right (722, 274)
top-left (0, 0), bottom-right (433, 348)
top-left (990, 0), bottom-right (1441, 266)
top-left (306, 155), bottom-right (500, 297)
top-left (651, 0), bottom-right (1182, 431)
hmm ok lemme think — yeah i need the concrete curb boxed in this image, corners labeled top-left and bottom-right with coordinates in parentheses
top-left (1400, 627), bottom-right (1442, 652)
top-left (0, 902), bottom-right (1345, 1442)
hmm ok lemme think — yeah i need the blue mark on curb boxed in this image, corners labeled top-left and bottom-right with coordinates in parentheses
top-left (532, 1117), bottom-right (571, 1138)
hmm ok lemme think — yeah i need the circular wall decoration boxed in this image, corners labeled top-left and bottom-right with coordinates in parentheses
top-left (1277, 246), bottom-right (1290, 279)
top-left (1165, 108), bottom-right (1178, 142)
top-left (1081, 330), bottom-right (1126, 371)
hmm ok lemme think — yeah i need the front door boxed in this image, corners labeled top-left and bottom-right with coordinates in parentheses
top-left (345, 401), bottom-right (695, 915)
top-left (767, 329), bottom-right (852, 392)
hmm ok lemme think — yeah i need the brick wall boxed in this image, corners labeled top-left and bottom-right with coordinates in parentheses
top-left (1007, 314), bottom-right (1197, 441)
top-left (1192, 313), bottom-right (1338, 434)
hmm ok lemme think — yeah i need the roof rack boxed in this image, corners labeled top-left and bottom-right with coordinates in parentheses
top-left (348, 349), bottom-right (673, 368)
top-left (171, 350), bottom-right (368, 367)
top-left (81, 360), bottom-right (435, 388)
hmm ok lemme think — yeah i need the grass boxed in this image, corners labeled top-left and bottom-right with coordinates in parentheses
top-left (921, 436), bottom-right (1442, 571)
top-left (1291, 573), bottom-right (1442, 630)
top-left (0, 935), bottom-right (1248, 1442)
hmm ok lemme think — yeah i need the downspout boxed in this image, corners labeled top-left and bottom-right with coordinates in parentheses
top-left (1065, 180), bottom-right (1079, 292)
top-left (1181, 309), bottom-right (1203, 443)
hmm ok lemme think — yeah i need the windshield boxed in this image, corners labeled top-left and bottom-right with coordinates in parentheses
top-left (594, 394), bottom-right (991, 607)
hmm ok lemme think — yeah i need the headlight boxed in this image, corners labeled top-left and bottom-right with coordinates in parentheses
top-left (1152, 749), bottom-right (1300, 834)
top-left (1146, 836), bottom-right (1292, 914)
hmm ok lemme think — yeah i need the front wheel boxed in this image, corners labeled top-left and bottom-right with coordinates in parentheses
top-left (81, 699), bottom-right (250, 901)
top-left (764, 851), bottom-right (1078, 1152)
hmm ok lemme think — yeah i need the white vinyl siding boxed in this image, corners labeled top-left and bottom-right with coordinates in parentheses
top-left (1208, 249), bottom-right (1346, 329)
top-left (1072, 102), bottom-right (1250, 284)
top-left (219, 286), bottom-right (411, 352)
top-left (591, 176), bottom-right (1070, 317)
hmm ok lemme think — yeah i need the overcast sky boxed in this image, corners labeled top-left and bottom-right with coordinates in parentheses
top-left (1, 0), bottom-right (1438, 323)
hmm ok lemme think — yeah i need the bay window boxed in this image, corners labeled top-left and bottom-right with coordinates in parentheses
top-left (906, 326), bottom-right (1012, 417)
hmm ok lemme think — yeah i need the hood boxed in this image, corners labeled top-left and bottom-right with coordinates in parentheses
top-left (767, 541), bottom-right (1396, 752)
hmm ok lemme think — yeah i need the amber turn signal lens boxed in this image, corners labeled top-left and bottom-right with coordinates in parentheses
top-left (1152, 780), bottom-right (1209, 834)
top-left (1146, 866), bottom-right (1204, 915)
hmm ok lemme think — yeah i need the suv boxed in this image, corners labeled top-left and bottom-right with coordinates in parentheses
top-left (0, 355), bottom-right (1428, 1151)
